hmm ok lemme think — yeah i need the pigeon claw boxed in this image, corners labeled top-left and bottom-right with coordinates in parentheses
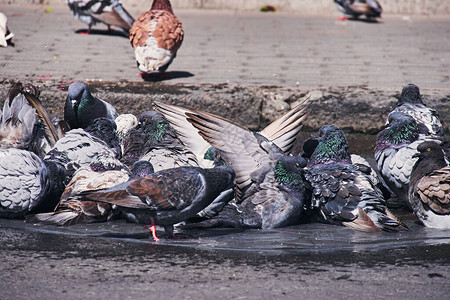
top-left (144, 218), bottom-right (160, 242)
top-left (336, 16), bottom-right (348, 21)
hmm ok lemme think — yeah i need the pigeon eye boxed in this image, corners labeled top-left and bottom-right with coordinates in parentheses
top-left (144, 118), bottom-right (148, 122)
top-left (426, 147), bottom-right (431, 152)
top-left (294, 163), bottom-right (300, 168)
top-left (216, 154), bottom-right (221, 158)
top-left (391, 119), bottom-right (396, 123)
top-left (320, 133), bottom-right (324, 137)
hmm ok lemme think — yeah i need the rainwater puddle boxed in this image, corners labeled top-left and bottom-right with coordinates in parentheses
top-left (1, 214), bottom-right (449, 256)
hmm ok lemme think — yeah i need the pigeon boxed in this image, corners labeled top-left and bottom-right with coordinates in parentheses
top-left (79, 165), bottom-right (235, 241)
top-left (45, 117), bottom-right (121, 182)
top-left (0, 12), bottom-right (13, 47)
top-left (64, 81), bottom-right (119, 129)
top-left (154, 101), bottom-right (223, 168)
top-left (0, 148), bottom-right (66, 218)
top-left (1, 83), bottom-right (62, 157)
top-left (389, 83), bottom-right (444, 139)
top-left (115, 113), bottom-right (138, 153)
top-left (375, 112), bottom-right (440, 210)
top-left (121, 110), bottom-right (198, 171)
top-left (185, 101), bottom-right (311, 229)
top-left (27, 156), bottom-right (154, 226)
top-left (334, 0), bottom-right (382, 21)
top-left (129, 0), bottom-right (184, 76)
top-left (306, 125), bottom-right (407, 232)
top-left (408, 141), bottom-right (450, 229)
top-left (65, 0), bottom-right (135, 35)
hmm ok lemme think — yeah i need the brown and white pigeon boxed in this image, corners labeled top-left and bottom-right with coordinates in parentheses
top-left (129, 0), bottom-right (184, 76)
top-left (66, 0), bottom-right (135, 35)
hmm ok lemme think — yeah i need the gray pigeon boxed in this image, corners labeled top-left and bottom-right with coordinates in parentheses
top-left (66, 0), bottom-right (135, 35)
top-left (185, 101), bottom-right (311, 229)
top-left (80, 165), bottom-right (235, 241)
top-left (408, 141), bottom-right (450, 229)
top-left (306, 125), bottom-right (408, 232)
top-left (64, 81), bottom-right (119, 129)
top-left (389, 83), bottom-right (444, 139)
top-left (45, 117), bottom-right (121, 182)
top-left (121, 110), bottom-right (198, 171)
top-left (115, 113), bottom-right (138, 154)
top-left (375, 112), bottom-right (440, 210)
top-left (0, 148), bottom-right (66, 218)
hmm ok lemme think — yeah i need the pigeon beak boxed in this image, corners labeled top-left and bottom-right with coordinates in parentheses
top-left (412, 153), bottom-right (420, 158)
top-left (71, 99), bottom-right (77, 105)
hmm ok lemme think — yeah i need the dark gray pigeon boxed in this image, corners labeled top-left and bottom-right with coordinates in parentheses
top-left (121, 110), bottom-right (198, 171)
top-left (0, 148), bottom-right (66, 218)
top-left (64, 81), bottom-right (119, 129)
top-left (334, 0), bottom-right (382, 20)
top-left (45, 117), bottom-right (121, 182)
top-left (375, 112), bottom-right (440, 210)
top-left (408, 141), bottom-right (450, 229)
top-left (185, 101), bottom-right (311, 229)
top-left (306, 125), bottom-right (408, 232)
top-left (80, 165), bottom-right (235, 241)
top-left (66, 0), bottom-right (135, 35)
top-left (27, 157), bottom-right (154, 226)
top-left (389, 83), bottom-right (444, 139)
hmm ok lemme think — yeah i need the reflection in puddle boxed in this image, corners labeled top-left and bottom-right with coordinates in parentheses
top-left (1, 216), bottom-right (449, 255)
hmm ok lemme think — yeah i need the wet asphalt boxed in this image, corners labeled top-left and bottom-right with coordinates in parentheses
top-left (0, 4), bottom-right (449, 299)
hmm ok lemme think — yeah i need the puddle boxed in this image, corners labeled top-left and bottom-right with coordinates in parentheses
top-left (1, 213), bottom-right (449, 256)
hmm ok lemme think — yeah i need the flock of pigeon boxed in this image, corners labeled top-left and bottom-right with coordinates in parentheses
top-left (0, 0), bottom-right (448, 240)
top-left (0, 80), bottom-right (448, 241)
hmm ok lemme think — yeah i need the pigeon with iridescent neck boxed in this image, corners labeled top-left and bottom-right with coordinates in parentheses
top-left (185, 101), bottom-right (311, 229)
top-left (306, 125), bottom-right (407, 232)
top-left (64, 81), bottom-right (119, 129)
top-left (121, 110), bottom-right (198, 171)
top-left (388, 83), bottom-right (444, 139)
top-left (129, 0), bottom-right (184, 76)
top-left (375, 112), bottom-right (440, 210)
top-left (408, 141), bottom-right (450, 229)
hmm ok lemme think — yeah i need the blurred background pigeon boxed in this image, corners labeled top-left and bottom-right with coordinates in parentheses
top-left (66, 0), bottom-right (135, 35)
top-left (333, 0), bottom-right (382, 21)
top-left (0, 12), bottom-right (14, 47)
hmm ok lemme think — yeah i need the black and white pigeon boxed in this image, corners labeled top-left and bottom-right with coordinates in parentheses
top-left (80, 165), bottom-right (235, 241)
top-left (66, 0), bottom-right (135, 35)
top-left (64, 81), bottom-right (119, 129)
top-left (121, 110), bottom-right (198, 171)
top-left (389, 83), bottom-right (444, 139)
top-left (45, 117), bottom-right (121, 182)
top-left (0, 148), bottom-right (66, 218)
top-left (305, 125), bottom-right (407, 232)
top-left (375, 112), bottom-right (440, 210)
top-left (334, 0), bottom-right (382, 21)
top-left (185, 101), bottom-right (311, 229)
top-left (27, 157), bottom-right (154, 226)
top-left (408, 141), bottom-right (450, 229)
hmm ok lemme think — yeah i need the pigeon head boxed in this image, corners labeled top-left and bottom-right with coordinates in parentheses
top-left (410, 141), bottom-right (447, 183)
top-left (85, 117), bottom-right (121, 158)
top-left (308, 125), bottom-right (351, 167)
top-left (397, 83), bottom-right (423, 105)
top-left (274, 155), bottom-right (308, 191)
top-left (139, 111), bottom-right (173, 143)
top-left (67, 81), bottom-right (92, 108)
top-left (376, 112), bottom-right (419, 151)
top-left (204, 146), bottom-right (228, 167)
top-left (151, 0), bottom-right (174, 14)
top-left (130, 160), bottom-right (154, 179)
top-left (89, 152), bottom-right (125, 172)
top-left (115, 114), bottom-right (138, 145)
